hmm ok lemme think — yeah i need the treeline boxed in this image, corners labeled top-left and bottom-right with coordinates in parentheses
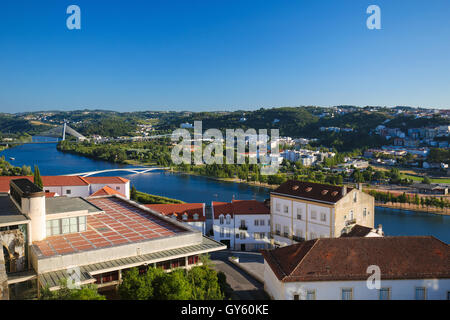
top-left (119, 261), bottom-right (228, 300)
top-left (0, 156), bottom-right (32, 176)
top-left (131, 188), bottom-right (184, 204)
top-left (368, 190), bottom-right (450, 209)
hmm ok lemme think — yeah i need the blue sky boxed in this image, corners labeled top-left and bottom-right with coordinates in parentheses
top-left (0, 0), bottom-right (449, 112)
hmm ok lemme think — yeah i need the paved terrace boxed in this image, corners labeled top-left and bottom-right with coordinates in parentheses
top-left (33, 197), bottom-right (185, 257)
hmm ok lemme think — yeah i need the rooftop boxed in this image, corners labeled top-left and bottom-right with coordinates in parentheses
top-left (340, 224), bottom-right (374, 238)
top-left (89, 186), bottom-right (124, 197)
top-left (262, 236), bottom-right (450, 283)
top-left (45, 197), bottom-right (103, 215)
top-left (271, 180), bottom-right (354, 204)
top-left (11, 178), bottom-right (43, 195)
top-left (83, 176), bottom-right (129, 184)
top-left (145, 203), bottom-right (205, 222)
top-left (212, 200), bottom-right (270, 219)
top-left (0, 193), bottom-right (28, 226)
top-left (33, 196), bottom-right (187, 257)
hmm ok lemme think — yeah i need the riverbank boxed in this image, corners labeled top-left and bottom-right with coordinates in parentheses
top-left (375, 202), bottom-right (450, 216)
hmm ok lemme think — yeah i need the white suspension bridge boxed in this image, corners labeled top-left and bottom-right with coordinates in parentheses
top-left (66, 167), bottom-right (169, 177)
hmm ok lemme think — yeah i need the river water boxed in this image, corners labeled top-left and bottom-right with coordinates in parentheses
top-left (1, 140), bottom-right (449, 243)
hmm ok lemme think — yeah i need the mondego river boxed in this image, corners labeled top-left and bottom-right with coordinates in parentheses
top-left (1, 141), bottom-right (449, 243)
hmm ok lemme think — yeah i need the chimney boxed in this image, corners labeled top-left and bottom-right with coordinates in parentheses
top-left (10, 179), bottom-right (46, 242)
top-left (341, 185), bottom-right (347, 196)
top-left (377, 224), bottom-right (383, 235)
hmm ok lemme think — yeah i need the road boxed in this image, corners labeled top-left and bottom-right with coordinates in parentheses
top-left (210, 251), bottom-right (269, 300)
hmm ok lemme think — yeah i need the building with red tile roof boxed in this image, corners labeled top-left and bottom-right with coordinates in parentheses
top-left (89, 185), bottom-right (125, 197)
top-left (212, 200), bottom-right (270, 251)
top-left (0, 178), bottom-right (225, 298)
top-left (0, 175), bottom-right (130, 199)
top-left (262, 236), bottom-right (450, 300)
top-left (270, 180), bottom-right (375, 247)
top-left (144, 203), bottom-right (206, 234)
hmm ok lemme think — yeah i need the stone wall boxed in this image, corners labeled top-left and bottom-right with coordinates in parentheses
top-left (0, 250), bottom-right (9, 300)
top-left (1, 229), bottom-right (27, 273)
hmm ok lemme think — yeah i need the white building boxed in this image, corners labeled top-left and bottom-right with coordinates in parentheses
top-left (262, 236), bottom-right (450, 300)
top-left (144, 203), bottom-right (206, 235)
top-left (270, 181), bottom-right (375, 247)
top-left (0, 176), bottom-right (130, 199)
top-left (212, 200), bottom-right (271, 251)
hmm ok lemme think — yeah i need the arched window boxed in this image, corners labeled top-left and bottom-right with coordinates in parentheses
top-left (226, 214), bottom-right (231, 224)
top-left (193, 213), bottom-right (199, 220)
top-left (219, 215), bottom-right (224, 224)
top-left (182, 213), bottom-right (188, 221)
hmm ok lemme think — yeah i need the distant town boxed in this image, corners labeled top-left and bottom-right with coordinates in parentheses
top-left (0, 105), bottom-right (449, 301)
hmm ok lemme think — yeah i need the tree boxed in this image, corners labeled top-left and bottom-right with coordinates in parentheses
top-left (422, 176), bottom-right (432, 184)
top-left (33, 165), bottom-right (43, 189)
top-left (40, 280), bottom-right (105, 300)
top-left (131, 185), bottom-right (137, 200)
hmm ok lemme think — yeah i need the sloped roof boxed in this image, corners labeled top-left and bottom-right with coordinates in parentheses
top-left (84, 176), bottom-right (129, 184)
top-left (340, 224), bottom-right (374, 238)
top-left (212, 200), bottom-right (269, 219)
top-left (145, 203), bottom-right (205, 222)
top-left (90, 186), bottom-right (124, 197)
top-left (271, 180), bottom-right (354, 204)
top-left (262, 237), bottom-right (450, 282)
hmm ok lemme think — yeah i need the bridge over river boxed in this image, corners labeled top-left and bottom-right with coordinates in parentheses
top-left (66, 167), bottom-right (169, 177)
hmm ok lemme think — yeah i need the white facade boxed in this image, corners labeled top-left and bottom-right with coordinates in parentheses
top-left (213, 213), bottom-right (271, 251)
top-left (89, 181), bottom-right (130, 199)
top-left (43, 185), bottom-right (89, 198)
top-left (264, 260), bottom-right (450, 300)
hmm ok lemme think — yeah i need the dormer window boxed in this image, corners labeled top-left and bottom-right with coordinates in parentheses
top-left (226, 214), bottom-right (231, 224)
top-left (182, 213), bottom-right (188, 221)
top-left (219, 215), bottom-right (224, 224)
top-left (193, 213), bottom-right (199, 220)
top-left (331, 191), bottom-right (338, 197)
top-left (305, 187), bottom-right (312, 192)
top-left (292, 185), bottom-right (299, 191)
top-left (321, 190), bottom-right (328, 195)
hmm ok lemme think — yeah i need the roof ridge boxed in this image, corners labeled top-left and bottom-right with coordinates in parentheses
top-left (289, 239), bottom-right (320, 277)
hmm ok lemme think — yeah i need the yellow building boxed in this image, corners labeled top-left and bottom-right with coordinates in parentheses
top-left (270, 180), bottom-right (375, 247)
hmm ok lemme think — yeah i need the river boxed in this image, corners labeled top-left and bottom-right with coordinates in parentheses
top-left (1, 139), bottom-right (449, 243)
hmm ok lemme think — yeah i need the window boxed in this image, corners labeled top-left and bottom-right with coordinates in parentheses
top-left (283, 226), bottom-right (289, 238)
top-left (275, 203), bottom-right (280, 212)
top-left (254, 220), bottom-right (259, 226)
top-left (354, 192), bottom-right (357, 202)
top-left (79, 216), bottom-right (86, 232)
top-left (311, 210), bottom-right (317, 220)
top-left (363, 208), bottom-right (367, 217)
top-left (296, 208), bottom-right (303, 220)
top-left (283, 205), bottom-right (289, 214)
top-left (240, 232), bottom-right (246, 240)
top-left (219, 215), bottom-right (224, 224)
top-left (341, 288), bottom-right (353, 300)
top-left (275, 224), bottom-right (281, 236)
top-left (415, 287), bottom-right (426, 300)
top-left (66, 189), bottom-right (71, 195)
top-left (320, 213), bottom-right (326, 222)
top-left (69, 217), bottom-right (78, 233)
top-left (62, 218), bottom-right (70, 234)
top-left (220, 227), bottom-right (224, 237)
top-left (236, 233), bottom-right (239, 239)
top-left (225, 228), bottom-right (230, 238)
top-left (116, 186), bottom-right (120, 190)
top-left (260, 219), bottom-right (265, 226)
top-left (193, 213), bottom-right (199, 220)
top-left (379, 288), bottom-right (391, 300)
top-left (226, 215), bottom-right (231, 224)
top-left (182, 214), bottom-right (188, 221)
top-left (306, 290), bottom-right (316, 300)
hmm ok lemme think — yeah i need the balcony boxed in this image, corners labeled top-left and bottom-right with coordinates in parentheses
top-left (239, 225), bottom-right (248, 231)
top-left (346, 218), bottom-right (357, 226)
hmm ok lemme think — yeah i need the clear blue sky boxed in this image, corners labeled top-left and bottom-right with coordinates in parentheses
top-left (0, 0), bottom-right (449, 112)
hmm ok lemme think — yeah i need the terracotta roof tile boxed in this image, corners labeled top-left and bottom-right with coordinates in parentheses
top-left (83, 176), bottom-right (130, 184)
top-left (262, 236), bottom-right (450, 282)
top-left (145, 203), bottom-right (205, 222)
top-left (90, 186), bottom-right (124, 197)
top-left (272, 180), bottom-right (354, 204)
top-left (212, 200), bottom-right (269, 219)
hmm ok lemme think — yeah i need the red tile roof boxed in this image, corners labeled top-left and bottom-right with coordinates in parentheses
top-left (272, 180), bottom-right (354, 204)
top-left (262, 236), bottom-right (450, 282)
top-left (33, 196), bottom-right (185, 257)
top-left (212, 200), bottom-right (269, 219)
top-left (145, 203), bottom-right (205, 222)
top-left (340, 224), bottom-right (375, 238)
top-left (44, 192), bottom-right (57, 198)
top-left (90, 186), bottom-right (125, 197)
top-left (84, 176), bottom-right (129, 184)
top-left (0, 176), bottom-right (128, 192)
